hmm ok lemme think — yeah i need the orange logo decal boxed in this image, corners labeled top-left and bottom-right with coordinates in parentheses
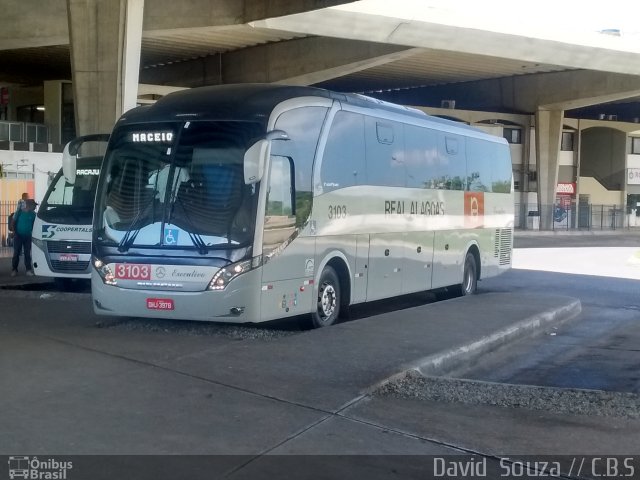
top-left (464, 192), bottom-right (484, 228)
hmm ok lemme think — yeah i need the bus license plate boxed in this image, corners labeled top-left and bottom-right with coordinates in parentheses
top-left (59, 254), bottom-right (78, 262)
top-left (147, 298), bottom-right (174, 310)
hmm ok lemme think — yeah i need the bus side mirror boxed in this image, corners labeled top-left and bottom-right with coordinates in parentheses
top-left (244, 130), bottom-right (289, 185)
top-left (62, 142), bottom-right (77, 185)
top-left (244, 140), bottom-right (268, 185)
top-left (62, 134), bottom-right (110, 185)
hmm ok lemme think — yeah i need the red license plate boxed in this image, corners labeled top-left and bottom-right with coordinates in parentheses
top-left (115, 263), bottom-right (151, 280)
top-left (59, 254), bottom-right (79, 262)
top-left (146, 298), bottom-right (174, 310)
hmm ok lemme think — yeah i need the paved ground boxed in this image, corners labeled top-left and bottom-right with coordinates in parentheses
top-left (1, 233), bottom-right (639, 479)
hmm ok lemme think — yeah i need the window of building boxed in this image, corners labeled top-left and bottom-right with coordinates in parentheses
top-left (503, 128), bottom-right (522, 144)
top-left (561, 131), bottom-right (575, 151)
top-left (513, 178), bottom-right (520, 191)
top-left (631, 137), bottom-right (640, 154)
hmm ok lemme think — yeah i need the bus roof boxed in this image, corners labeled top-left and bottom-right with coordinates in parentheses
top-left (119, 84), bottom-right (491, 137)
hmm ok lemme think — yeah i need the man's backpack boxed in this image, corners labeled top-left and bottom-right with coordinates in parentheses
top-left (8, 212), bottom-right (15, 232)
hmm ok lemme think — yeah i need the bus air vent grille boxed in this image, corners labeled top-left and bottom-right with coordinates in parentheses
top-left (494, 228), bottom-right (512, 265)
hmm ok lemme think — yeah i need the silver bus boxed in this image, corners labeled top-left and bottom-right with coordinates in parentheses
top-left (89, 84), bottom-right (514, 327)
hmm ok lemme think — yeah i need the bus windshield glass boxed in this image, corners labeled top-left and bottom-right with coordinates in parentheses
top-left (39, 159), bottom-right (102, 225)
top-left (94, 121), bottom-right (263, 251)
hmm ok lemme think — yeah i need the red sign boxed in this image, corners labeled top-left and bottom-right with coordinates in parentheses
top-left (147, 298), bottom-right (174, 310)
top-left (0, 87), bottom-right (8, 106)
top-left (114, 263), bottom-right (151, 280)
top-left (556, 183), bottom-right (576, 195)
top-left (464, 192), bottom-right (485, 228)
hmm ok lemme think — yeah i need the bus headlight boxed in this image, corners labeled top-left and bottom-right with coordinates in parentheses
top-left (208, 257), bottom-right (261, 291)
top-left (32, 237), bottom-right (45, 252)
top-left (93, 257), bottom-right (117, 286)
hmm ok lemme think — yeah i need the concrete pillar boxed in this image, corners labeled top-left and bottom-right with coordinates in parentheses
top-left (519, 118), bottom-right (533, 229)
top-left (43, 81), bottom-right (63, 145)
top-left (66, 0), bottom-right (144, 136)
top-left (535, 109), bottom-right (564, 229)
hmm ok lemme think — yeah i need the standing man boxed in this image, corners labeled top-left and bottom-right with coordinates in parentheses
top-left (11, 198), bottom-right (37, 277)
top-left (16, 192), bottom-right (28, 213)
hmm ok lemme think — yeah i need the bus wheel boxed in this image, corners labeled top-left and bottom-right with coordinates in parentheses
top-left (460, 252), bottom-right (478, 296)
top-left (311, 266), bottom-right (341, 328)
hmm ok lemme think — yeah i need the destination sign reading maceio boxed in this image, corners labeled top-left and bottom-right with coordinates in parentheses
top-left (131, 132), bottom-right (174, 143)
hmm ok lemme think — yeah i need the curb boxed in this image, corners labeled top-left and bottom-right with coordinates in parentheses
top-left (365, 297), bottom-right (582, 393)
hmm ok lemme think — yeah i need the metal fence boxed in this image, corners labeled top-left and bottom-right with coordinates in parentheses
top-left (0, 120), bottom-right (48, 143)
top-left (2, 199), bottom-right (636, 241)
top-left (516, 203), bottom-right (638, 231)
top-left (1, 201), bottom-right (18, 247)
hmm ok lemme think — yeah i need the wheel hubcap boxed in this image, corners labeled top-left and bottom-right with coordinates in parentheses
top-left (464, 260), bottom-right (474, 293)
top-left (319, 284), bottom-right (336, 319)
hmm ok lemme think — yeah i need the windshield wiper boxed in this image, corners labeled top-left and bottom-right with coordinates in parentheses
top-left (188, 232), bottom-right (209, 255)
top-left (117, 193), bottom-right (157, 253)
top-left (169, 193), bottom-right (208, 255)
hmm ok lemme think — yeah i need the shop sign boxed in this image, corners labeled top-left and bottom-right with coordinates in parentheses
top-left (0, 87), bottom-right (8, 106)
top-left (628, 168), bottom-right (640, 185)
top-left (556, 182), bottom-right (576, 195)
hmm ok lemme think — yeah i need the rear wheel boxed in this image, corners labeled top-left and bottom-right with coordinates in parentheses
top-left (459, 252), bottom-right (478, 296)
top-left (310, 266), bottom-right (341, 328)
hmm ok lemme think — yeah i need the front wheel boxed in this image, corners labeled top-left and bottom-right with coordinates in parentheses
top-left (310, 266), bottom-right (341, 328)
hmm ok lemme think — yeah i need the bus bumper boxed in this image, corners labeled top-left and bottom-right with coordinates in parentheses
top-left (91, 270), bottom-right (262, 323)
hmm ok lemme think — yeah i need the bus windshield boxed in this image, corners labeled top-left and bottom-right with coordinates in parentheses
top-left (94, 121), bottom-right (263, 251)
top-left (39, 159), bottom-right (102, 225)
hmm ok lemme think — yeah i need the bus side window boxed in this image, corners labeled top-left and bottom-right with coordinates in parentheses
top-left (492, 145), bottom-right (513, 193)
top-left (465, 137), bottom-right (492, 192)
top-left (365, 117), bottom-right (405, 187)
top-left (266, 156), bottom-right (294, 217)
top-left (321, 111), bottom-right (366, 192)
top-left (404, 124), bottom-right (439, 189)
top-left (264, 155), bottom-right (296, 255)
top-left (273, 106), bottom-right (328, 227)
top-left (437, 133), bottom-right (467, 190)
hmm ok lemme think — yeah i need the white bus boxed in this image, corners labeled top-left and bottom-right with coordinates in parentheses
top-left (32, 135), bottom-right (108, 289)
top-left (89, 84), bottom-right (513, 327)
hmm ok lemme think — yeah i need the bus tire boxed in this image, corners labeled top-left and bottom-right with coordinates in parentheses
top-left (311, 266), bottom-right (341, 328)
top-left (459, 251), bottom-right (478, 296)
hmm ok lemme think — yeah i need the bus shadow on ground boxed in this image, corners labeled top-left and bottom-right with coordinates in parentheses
top-left (0, 278), bottom-right (90, 293)
top-left (93, 289), bottom-right (460, 337)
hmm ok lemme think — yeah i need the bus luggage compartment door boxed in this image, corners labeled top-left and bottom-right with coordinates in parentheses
top-left (366, 233), bottom-right (403, 302)
top-left (402, 231), bottom-right (434, 295)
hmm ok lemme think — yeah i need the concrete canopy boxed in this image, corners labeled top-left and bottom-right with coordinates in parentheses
top-left (4, 0), bottom-right (640, 107)
top-left (3, 0), bottom-right (640, 230)
top-left (2, 0), bottom-right (640, 113)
